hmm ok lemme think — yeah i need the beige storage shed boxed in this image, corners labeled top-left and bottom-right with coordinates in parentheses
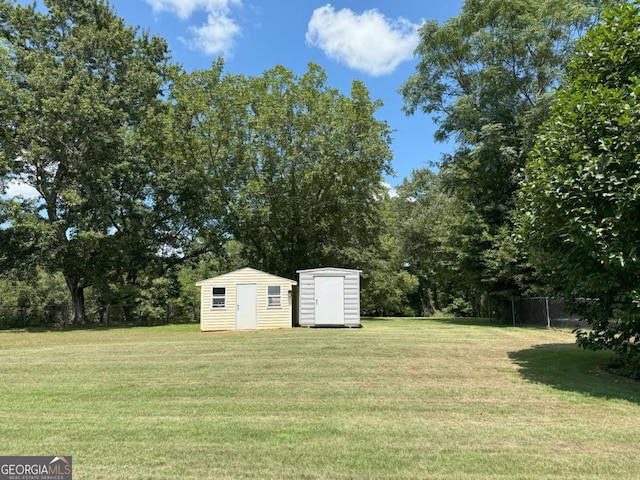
top-left (196, 267), bottom-right (297, 331)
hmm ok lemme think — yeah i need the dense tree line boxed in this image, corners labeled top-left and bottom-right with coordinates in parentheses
top-left (2, 0), bottom-right (639, 376)
top-left (0, 0), bottom-right (399, 326)
top-left (519, 1), bottom-right (640, 377)
top-left (399, 0), bottom-right (619, 318)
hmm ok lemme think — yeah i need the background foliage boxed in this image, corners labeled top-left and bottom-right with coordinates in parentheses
top-left (519, 1), bottom-right (640, 376)
top-left (1, 0), bottom-right (638, 379)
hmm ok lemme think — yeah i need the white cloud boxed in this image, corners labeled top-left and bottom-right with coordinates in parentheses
top-left (188, 13), bottom-right (240, 56)
top-left (306, 4), bottom-right (421, 77)
top-left (4, 180), bottom-right (40, 200)
top-left (382, 182), bottom-right (399, 198)
top-left (145, 0), bottom-right (242, 56)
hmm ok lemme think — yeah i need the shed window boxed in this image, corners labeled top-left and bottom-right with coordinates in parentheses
top-left (211, 287), bottom-right (226, 308)
top-left (267, 285), bottom-right (281, 308)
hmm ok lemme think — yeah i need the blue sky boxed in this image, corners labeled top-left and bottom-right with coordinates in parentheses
top-left (110, 0), bottom-right (465, 187)
top-left (5, 0), bottom-right (465, 199)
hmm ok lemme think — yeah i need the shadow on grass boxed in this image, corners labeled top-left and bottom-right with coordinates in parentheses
top-left (428, 317), bottom-right (508, 328)
top-left (360, 317), bottom-right (398, 322)
top-left (362, 317), bottom-right (510, 327)
top-left (3, 320), bottom-right (200, 334)
top-left (361, 317), bottom-right (510, 327)
top-left (509, 343), bottom-right (640, 404)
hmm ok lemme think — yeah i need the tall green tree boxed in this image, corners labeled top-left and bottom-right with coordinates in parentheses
top-left (393, 169), bottom-right (482, 316)
top-left (170, 62), bottom-right (393, 279)
top-left (400, 0), bottom-right (616, 312)
top-left (353, 195), bottom-right (418, 317)
top-left (0, 0), bottom-right (194, 323)
top-left (519, 1), bottom-right (640, 376)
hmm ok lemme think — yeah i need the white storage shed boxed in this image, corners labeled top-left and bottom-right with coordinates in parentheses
top-left (297, 267), bottom-right (361, 327)
top-left (196, 267), bottom-right (297, 331)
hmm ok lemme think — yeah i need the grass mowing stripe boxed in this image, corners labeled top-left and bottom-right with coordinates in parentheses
top-left (1, 318), bottom-right (639, 479)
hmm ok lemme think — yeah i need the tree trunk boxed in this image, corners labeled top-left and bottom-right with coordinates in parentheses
top-left (105, 304), bottom-right (110, 328)
top-left (65, 276), bottom-right (86, 325)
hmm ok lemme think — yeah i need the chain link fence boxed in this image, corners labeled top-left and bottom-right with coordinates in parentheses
top-left (0, 304), bottom-right (71, 329)
top-left (511, 297), bottom-right (589, 329)
top-left (0, 301), bottom-right (185, 329)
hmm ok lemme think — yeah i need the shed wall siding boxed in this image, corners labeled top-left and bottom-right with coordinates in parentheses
top-left (200, 281), bottom-right (237, 330)
top-left (255, 283), bottom-right (294, 329)
top-left (298, 273), bottom-right (316, 326)
top-left (343, 273), bottom-right (360, 326)
top-left (297, 268), bottom-right (361, 327)
top-left (198, 268), bottom-right (295, 331)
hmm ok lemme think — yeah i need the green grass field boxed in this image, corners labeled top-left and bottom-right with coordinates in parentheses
top-left (1, 318), bottom-right (639, 479)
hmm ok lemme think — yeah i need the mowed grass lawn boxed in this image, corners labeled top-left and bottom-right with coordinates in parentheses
top-left (1, 318), bottom-right (640, 479)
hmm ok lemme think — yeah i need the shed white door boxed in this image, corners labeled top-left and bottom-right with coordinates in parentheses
top-left (236, 284), bottom-right (257, 330)
top-left (314, 276), bottom-right (344, 325)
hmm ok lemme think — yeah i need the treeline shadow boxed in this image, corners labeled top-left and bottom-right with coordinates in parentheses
top-left (509, 343), bottom-right (640, 404)
top-left (428, 317), bottom-right (508, 328)
top-left (361, 317), bottom-right (509, 327)
top-left (2, 318), bottom-right (199, 334)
